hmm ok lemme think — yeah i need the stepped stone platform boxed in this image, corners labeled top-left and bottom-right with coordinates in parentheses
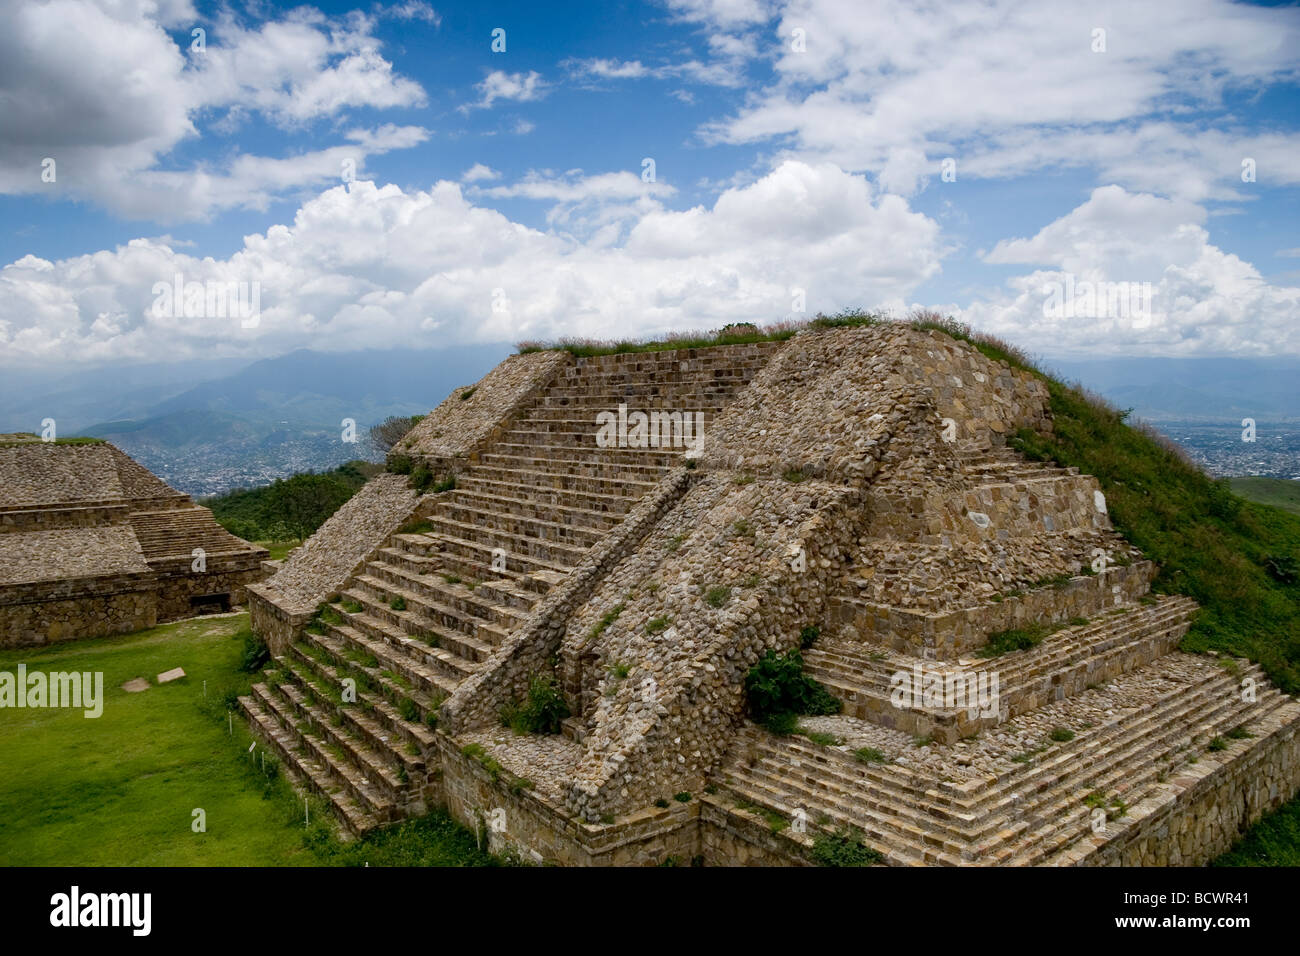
top-left (0, 435), bottom-right (269, 647)
top-left (242, 325), bottom-right (1300, 865)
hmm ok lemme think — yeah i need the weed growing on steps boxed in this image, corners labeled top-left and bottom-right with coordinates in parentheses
top-left (499, 674), bottom-right (570, 735)
top-left (810, 828), bottom-right (884, 867)
top-left (744, 649), bottom-right (842, 734)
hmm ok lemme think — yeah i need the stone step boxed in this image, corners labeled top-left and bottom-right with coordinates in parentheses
top-left (241, 694), bottom-right (383, 837)
top-left (431, 495), bottom-right (609, 549)
top-left (242, 688), bottom-right (397, 830)
top-left (314, 623), bottom-right (461, 706)
top-left (449, 483), bottom-right (634, 526)
top-left (353, 568), bottom-right (524, 643)
top-left (382, 538), bottom-right (563, 595)
top-left (370, 549), bottom-right (542, 614)
top-left (272, 653), bottom-right (431, 768)
top-left (718, 767), bottom-right (956, 866)
top-left (465, 464), bottom-right (658, 499)
top-left (805, 596), bottom-right (1198, 740)
top-left (286, 641), bottom-right (439, 748)
top-left (715, 656), bottom-right (1289, 864)
top-left (480, 443), bottom-right (681, 471)
top-left (403, 529), bottom-right (576, 579)
top-left (419, 513), bottom-right (591, 567)
top-left (835, 561), bottom-right (1158, 660)
top-left (258, 678), bottom-right (406, 798)
top-left (499, 426), bottom-right (705, 453)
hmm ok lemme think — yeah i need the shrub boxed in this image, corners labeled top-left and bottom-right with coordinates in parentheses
top-left (744, 649), bottom-right (842, 732)
top-left (799, 625), bottom-right (820, 649)
top-left (977, 624), bottom-right (1049, 658)
top-left (501, 674), bottom-right (570, 735)
top-left (459, 387), bottom-right (476, 401)
top-left (1049, 727), bottom-right (1075, 742)
top-left (397, 696), bottom-right (420, 723)
top-left (238, 629), bottom-right (270, 673)
top-left (390, 596), bottom-right (407, 612)
top-left (704, 586), bottom-right (731, 608)
top-left (810, 829), bottom-right (883, 867)
top-left (645, 616), bottom-right (671, 635)
top-left (853, 747), bottom-right (889, 764)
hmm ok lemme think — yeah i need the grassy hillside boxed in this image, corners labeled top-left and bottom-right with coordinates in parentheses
top-left (203, 459), bottom-right (382, 542)
top-left (1230, 477), bottom-right (1300, 516)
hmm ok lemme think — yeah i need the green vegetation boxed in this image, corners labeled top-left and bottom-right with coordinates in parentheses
top-left (853, 747), bottom-right (890, 764)
top-left (1049, 727), bottom-right (1075, 743)
top-left (801, 729), bottom-right (841, 747)
top-left (1214, 796), bottom-right (1300, 866)
top-left (500, 674), bottom-right (570, 735)
top-left (390, 596), bottom-right (407, 612)
top-left (0, 433), bottom-right (106, 446)
top-left (1229, 477), bottom-right (1300, 517)
top-left (203, 460), bottom-right (381, 542)
top-left (0, 615), bottom-right (491, 866)
top-left (704, 586), bottom-right (731, 608)
top-left (744, 649), bottom-right (842, 734)
top-left (517, 321), bottom-right (801, 357)
top-left (799, 625), bottom-right (820, 649)
top-left (1004, 366), bottom-right (1300, 693)
top-left (810, 828), bottom-right (884, 866)
top-left (977, 623), bottom-right (1050, 658)
top-left (589, 603), bottom-right (624, 639)
top-left (645, 616), bottom-right (672, 635)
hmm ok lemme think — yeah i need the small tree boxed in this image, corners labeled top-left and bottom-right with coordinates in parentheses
top-left (369, 415), bottom-right (423, 454)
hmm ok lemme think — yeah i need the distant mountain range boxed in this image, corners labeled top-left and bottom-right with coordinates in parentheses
top-left (0, 345), bottom-right (510, 496)
top-left (1044, 356), bottom-right (1300, 423)
top-left (2, 347), bottom-right (1295, 493)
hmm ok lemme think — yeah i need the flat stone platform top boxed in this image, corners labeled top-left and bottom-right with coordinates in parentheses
top-left (0, 439), bottom-right (183, 510)
top-left (0, 526), bottom-right (152, 585)
top-left (0, 437), bottom-right (266, 587)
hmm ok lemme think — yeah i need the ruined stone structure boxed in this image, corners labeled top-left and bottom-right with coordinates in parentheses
top-left (243, 325), bottom-right (1300, 865)
top-left (0, 436), bottom-right (269, 647)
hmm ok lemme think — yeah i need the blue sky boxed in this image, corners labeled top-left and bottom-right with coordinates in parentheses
top-left (2, 0), bottom-right (1299, 368)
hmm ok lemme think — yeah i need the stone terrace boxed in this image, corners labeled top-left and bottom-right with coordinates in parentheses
top-left (241, 327), bottom-right (1300, 864)
top-left (0, 437), bottom-right (268, 646)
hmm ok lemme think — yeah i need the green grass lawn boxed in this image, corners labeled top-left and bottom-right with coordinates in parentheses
top-left (254, 540), bottom-right (300, 561)
top-left (0, 615), bottom-right (493, 867)
top-left (1229, 477), bottom-right (1300, 517)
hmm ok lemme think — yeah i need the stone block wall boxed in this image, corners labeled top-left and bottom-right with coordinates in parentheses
top-left (436, 736), bottom-right (700, 866)
top-left (0, 575), bottom-right (158, 648)
top-left (836, 561), bottom-right (1159, 659)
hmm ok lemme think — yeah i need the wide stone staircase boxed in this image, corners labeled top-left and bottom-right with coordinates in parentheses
top-left (241, 344), bottom-right (780, 834)
top-left (715, 651), bottom-right (1299, 865)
